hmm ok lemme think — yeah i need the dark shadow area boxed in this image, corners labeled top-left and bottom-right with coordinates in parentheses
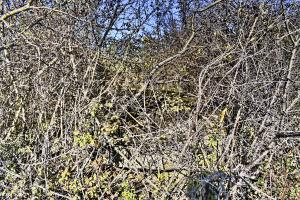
top-left (187, 171), bottom-right (236, 200)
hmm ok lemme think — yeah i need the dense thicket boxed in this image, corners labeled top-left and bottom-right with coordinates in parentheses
top-left (0, 0), bottom-right (299, 199)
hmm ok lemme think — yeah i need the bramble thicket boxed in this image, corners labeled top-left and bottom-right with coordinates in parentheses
top-left (0, 0), bottom-right (299, 199)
